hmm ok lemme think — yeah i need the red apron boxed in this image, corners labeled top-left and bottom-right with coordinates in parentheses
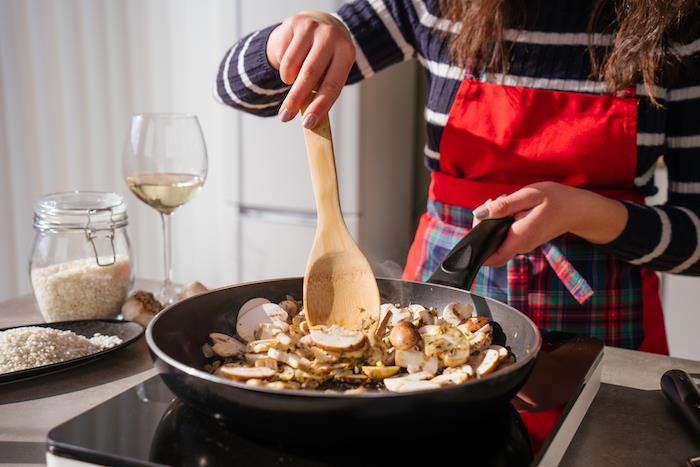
top-left (403, 78), bottom-right (669, 453)
top-left (403, 79), bottom-right (668, 354)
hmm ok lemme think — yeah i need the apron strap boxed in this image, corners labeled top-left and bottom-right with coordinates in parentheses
top-left (540, 243), bottom-right (594, 304)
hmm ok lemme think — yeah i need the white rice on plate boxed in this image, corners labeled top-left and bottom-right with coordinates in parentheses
top-left (0, 326), bottom-right (123, 374)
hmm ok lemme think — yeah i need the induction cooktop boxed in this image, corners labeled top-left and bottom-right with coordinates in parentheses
top-left (46, 332), bottom-right (603, 467)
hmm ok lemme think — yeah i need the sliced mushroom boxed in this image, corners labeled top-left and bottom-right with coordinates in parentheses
top-left (423, 355), bottom-right (439, 375)
top-left (419, 324), bottom-right (443, 336)
top-left (246, 339), bottom-right (278, 354)
top-left (309, 346), bottom-right (341, 363)
top-left (276, 333), bottom-right (293, 349)
top-left (441, 348), bottom-right (470, 367)
top-left (467, 316), bottom-right (490, 332)
top-left (384, 378), bottom-right (440, 393)
top-left (209, 333), bottom-right (246, 357)
top-left (238, 297), bottom-right (270, 318)
top-left (267, 348), bottom-right (311, 369)
top-left (390, 308), bottom-right (413, 326)
top-left (442, 302), bottom-right (474, 325)
top-left (379, 303), bottom-right (399, 323)
top-left (278, 299), bottom-right (298, 316)
top-left (476, 348), bottom-right (500, 376)
top-left (334, 372), bottom-right (369, 384)
top-left (489, 345), bottom-right (509, 361)
top-left (361, 365), bottom-right (400, 380)
top-left (219, 366), bottom-right (275, 381)
top-left (395, 349), bottom-right (426, 373)
top-left (266, 381), bottom-right (301, 390)
top-left (309, 326), bottom-right (366, 352)
top-left (237, 303), bottom-right (289, 342)
top-left (254, 357), bottom-right (278, 370)
top-left (255, 321), bottom-right (289, 340)
top-left (408, 304), bottom-right (435, 326)
top-left (244, 353), bottom-right (271, 364)
top-left (468, 327), bottom-right (492, 352)
top-left (201, 343), bottom-right (214, 358)
top-left (278, 365), bottom-right (295, 381)
top-left (430, 371), bottom-right (469, 385)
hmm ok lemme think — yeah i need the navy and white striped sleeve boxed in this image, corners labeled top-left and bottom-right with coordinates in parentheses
top-left (215, 24), bottom-right (291, 117)
top-left (604, 37), bottom-right (700, 275)
top-left (214, 0), bottom-right (421, 115)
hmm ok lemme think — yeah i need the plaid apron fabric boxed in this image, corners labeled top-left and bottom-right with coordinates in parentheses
top-left (411, 199), bottom-right (644, 349)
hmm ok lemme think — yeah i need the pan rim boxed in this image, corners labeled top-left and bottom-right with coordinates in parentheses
top-left (146, 276), bottom-right (542, 399)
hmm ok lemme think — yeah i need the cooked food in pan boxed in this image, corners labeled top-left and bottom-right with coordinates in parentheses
top-left (202, 296), bottom-right (513, 393)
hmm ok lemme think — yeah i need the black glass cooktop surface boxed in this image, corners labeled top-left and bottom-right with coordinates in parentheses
top-left (47, 332), bottom-right (603, 467)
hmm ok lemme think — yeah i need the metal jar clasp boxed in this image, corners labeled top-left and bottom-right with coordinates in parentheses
top-left (85, 208), bottom-right (117, 266)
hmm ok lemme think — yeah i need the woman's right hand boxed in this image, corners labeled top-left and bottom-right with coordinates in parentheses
top-left (266, 11), bottom-right (356, 129)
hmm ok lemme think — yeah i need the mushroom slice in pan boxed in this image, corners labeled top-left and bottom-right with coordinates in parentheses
top-left (390, 308), bottom-right (412, 326)
top-left (467, 316), bottom-right (491, 333)
top-left (476, 348), bottom-right (501, 377)
top-left (441, 302), bottom-right (474, 325)
top-left (334, 372), bottom-right (370, 384)
top-left (418, 324), bottom-right (442, 336)
top-left (384, 378), bottom-right (440, 393)
top-left (408, 304), bottom-right (434, 326)
top-left (361, 365), bottom-right (400, 380)
top-left (254, 357), bottom-right (278, 370)
top-left (277, 365), bottom-right (295, 381)
top-left (209, 333), bottom-right (246, 357)
top-left (468, 327), bottom-right (492, 352)
top-left (430, 371), bottom-right (470, 386)
top-left (310, 346), bottom-right (341, 363)
top-left (489, 345), bottom-right (509, 361)
top-left (219, 366), bottom-right (276, 381)
top-left (441, 348), bottom-right (470, 368)
top-left (395, 349), bottom-right (427, 373)
top-left (237, 303), bottom-right (289, 342)
top-left (267, 348), bottom-right (311, 370)
top-left (244, 353), bottom-right (271, 364)
top-left (309, 326), bottom-right (366, 352)
top-left (246, 339), bottom-right (278, 354)
top-left (238, 297), bottom-right (270, 318)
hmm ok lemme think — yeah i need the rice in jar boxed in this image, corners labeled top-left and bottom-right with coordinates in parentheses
top-left (29, 192), bottom-right (134, 322)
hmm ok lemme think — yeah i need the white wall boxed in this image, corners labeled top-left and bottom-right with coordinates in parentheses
top-left (0, 0), bottom-right (241, 299)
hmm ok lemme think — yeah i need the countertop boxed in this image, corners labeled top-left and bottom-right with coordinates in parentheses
top-left (1, 288), bottom-right (699, 466)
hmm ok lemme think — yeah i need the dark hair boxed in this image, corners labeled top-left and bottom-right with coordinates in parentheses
top-left (439, 0), bottom-right (697, 106)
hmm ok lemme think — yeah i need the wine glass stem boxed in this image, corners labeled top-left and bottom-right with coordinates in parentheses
top-left (160, 212), bottom-right (176, 304)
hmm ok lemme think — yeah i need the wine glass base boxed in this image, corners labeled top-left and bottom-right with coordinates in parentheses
top-left (158, 283), bottom-right (179, 306)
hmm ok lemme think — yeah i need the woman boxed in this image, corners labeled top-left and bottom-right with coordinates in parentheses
top-left (216, 0), bottom-right (700, 355)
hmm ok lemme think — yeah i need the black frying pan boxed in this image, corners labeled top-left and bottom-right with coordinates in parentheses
top-left (146, 218), bottom-right (541, 435)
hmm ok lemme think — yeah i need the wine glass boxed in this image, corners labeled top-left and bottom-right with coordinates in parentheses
top-left (122, 113), bottom-right (207, 304)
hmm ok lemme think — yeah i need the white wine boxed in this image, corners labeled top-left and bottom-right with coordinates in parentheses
top-left (126, 173), bottom-right (204, 214)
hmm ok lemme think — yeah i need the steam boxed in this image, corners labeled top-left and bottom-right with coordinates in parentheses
top-left (371, 260), bottom-right (410, 305)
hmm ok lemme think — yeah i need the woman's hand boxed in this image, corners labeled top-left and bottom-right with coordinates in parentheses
top-left (267, 11), bottom-right (355, 128)
top-left (472, 182), bottom-right (629, 266)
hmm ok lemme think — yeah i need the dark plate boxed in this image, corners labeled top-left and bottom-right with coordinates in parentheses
top-left (0, 319), bottom-right (143, 385)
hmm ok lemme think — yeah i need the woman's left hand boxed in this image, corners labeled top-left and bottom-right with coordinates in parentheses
top-left (472, 181), bottom-right (629, 267)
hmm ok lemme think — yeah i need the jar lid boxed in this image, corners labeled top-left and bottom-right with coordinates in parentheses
top-left (33, 191), bottom-right (128, 231)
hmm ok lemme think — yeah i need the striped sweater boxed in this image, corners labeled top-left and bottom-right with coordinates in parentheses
top-left (216, 0), bottom-right (700, 276)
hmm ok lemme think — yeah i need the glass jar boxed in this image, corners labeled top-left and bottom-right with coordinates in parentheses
top-left (29, 191), bottom-right (134, 322)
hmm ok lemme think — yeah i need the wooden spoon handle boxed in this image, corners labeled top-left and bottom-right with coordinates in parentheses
top-left (301, 102), bottom-right (345, 235)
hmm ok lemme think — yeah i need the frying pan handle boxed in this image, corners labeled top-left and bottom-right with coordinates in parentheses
top-left (661, 369), bottom-right (700, 438)
top-left (428, 217), bottom-right (514, 290)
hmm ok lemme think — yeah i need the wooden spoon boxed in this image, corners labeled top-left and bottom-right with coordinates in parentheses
top-left (301, 101), bottom-right (380, 330)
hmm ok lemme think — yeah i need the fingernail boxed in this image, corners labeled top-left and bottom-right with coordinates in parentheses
top-left (279, 108), bottom-right (292, 122)
top-left (473, 206), bottom-right (489, 219)
top-left (302, 113), bottom-right (317, 129)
